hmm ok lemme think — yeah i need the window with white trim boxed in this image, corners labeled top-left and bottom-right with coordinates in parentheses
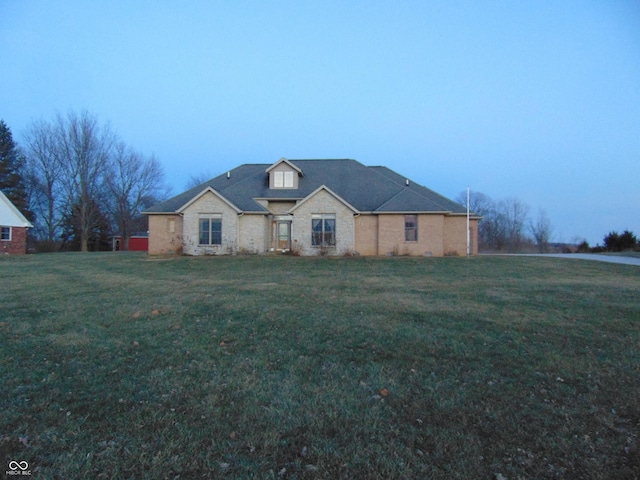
top-left (199, 216), bottom-right (222, 245)
top-left (1, 226), bottom-right (11, 241)
top-left (312, 214), bottom-right (336, 247)
top-left (273, 170), bottom-right (294, 188)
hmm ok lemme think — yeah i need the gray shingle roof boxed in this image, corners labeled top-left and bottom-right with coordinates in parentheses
top-left (144, 159), bottom-right (466, 215)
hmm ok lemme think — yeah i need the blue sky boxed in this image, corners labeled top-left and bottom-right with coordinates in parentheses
top-left (2, 1), bottom-right (639, 245)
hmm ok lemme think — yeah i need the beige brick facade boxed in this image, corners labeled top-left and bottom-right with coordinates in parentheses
top-left (238, 214), bottom-right (269, 253)
top-left (354, 215), bottom-right (378, 255)
top-left (182, 191), bottom-right (239, 255)
top-left (144, 160), bottom-right (479, 257)
top-left (377, 214), bottom-right (445, 256)
top-left (443, 216), bottom-right (479, 256)
top-left (290, 188), bottom-right (355, 256)
top-left (148, 214), bottom-right (183, 255)
top-left (267, 201), bottom-right (297, 215)
top-left (149, 209), bottom-right (478, 257)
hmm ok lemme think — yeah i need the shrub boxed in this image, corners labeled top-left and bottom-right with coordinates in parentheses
top-left (604, 230), bottom-right (638, 252)
top-left (576, 241), bottom-right (591, 253)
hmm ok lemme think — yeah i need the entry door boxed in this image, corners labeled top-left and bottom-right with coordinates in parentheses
top-left (276, 222), bottom-right (291, 250)
top-left (277, 221), bottom-right (291, 250)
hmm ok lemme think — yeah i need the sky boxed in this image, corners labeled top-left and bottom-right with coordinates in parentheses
top-left (2, 1), bottom-right (639, 245)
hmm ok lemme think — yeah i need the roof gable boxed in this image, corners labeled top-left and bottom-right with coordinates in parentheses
top-left (289, 185), bottom-right (359, 214)
top-left (176, 186), bottom-right (242, 214)
top-left (265, 157), bottom-right (303, 175)
top-left (0, 190), bottom-right (33, 227)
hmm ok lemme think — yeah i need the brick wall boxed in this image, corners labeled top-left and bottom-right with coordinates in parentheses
top-left (354, 215), bottom-right (378, 255)
top-left (181, 191), bottom-right (239, 255)
top-left (148, 215), bottom-right (183, 255)
top-left (238, 214), bottom-right (269, 253)
top-left (377, 214), bottom-right (445, 256)
top-left (291, 189), bottom-right (355, 256)
top-left (267, 201), bottom-right (296, 215)
top-left (443, 216), bottom-right (479, 256)
top-left (1, 227), bottom-right (28, 255)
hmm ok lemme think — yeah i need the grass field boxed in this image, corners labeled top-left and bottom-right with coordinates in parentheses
top-left (1, 253), bottom-right (638, 479)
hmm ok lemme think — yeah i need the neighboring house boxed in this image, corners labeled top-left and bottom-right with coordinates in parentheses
top-left (144, 158), bottom-right (479, 257)
top-left (0, 189), bottom-right (33, 255)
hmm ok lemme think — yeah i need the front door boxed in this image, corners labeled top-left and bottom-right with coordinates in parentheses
top-left (277, 221), bottom-right (291, 250)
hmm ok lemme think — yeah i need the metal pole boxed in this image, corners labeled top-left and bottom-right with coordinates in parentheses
top-left (466, 186), bottom-right (470, 258)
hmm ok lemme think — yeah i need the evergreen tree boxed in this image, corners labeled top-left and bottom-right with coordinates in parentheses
top-left (0, 119), bottom-right (32, 218)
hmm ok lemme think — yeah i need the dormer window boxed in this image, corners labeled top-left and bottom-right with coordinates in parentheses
top-left (274, 170), bottom-right (294, 188)
top-left (267, 158), bottom-right (303, 190)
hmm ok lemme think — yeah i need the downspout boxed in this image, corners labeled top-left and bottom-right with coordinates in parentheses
top-left (237, 212), bottom-right (244, 255)
top-left (353, 213), bottom-right (359, 254)
top-left (466, 187), bottom-right (470, 258)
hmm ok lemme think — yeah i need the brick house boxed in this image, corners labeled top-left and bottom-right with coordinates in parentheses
top-left (144, 158), bottom-right (479, 257)
top-left (0, 190), bottom-right (33, 255)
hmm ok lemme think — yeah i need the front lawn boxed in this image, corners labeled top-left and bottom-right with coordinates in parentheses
top-left (1, 253), bottom-right (638, 478)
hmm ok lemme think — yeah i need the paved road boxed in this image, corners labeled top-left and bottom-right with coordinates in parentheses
top-left (489, 253), bottom-right (640, 266)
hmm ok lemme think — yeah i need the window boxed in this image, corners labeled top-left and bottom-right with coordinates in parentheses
top-left (284, 171), bottom-right (294, 188)
top-left (274, 171), bottom-right (283, 188)
top-left (199, 216), bottom-right (222, 245)
top-left (405, 215), bottom-right (417, 241)
top-left (1, 227), bottom-right (10, 241)
top-left (273, 170), bottom-right (294, 188)
top-left (312, 214), bottom-right (336, 247)
top-left (168, 218), bottom-right (175, 234)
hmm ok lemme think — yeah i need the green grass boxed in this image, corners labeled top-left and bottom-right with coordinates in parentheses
top-left (1, 253), bottom-right (639, 479)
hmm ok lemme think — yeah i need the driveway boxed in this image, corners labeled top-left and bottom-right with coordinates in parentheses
top-left (488, 253), bottom-right (640, 266)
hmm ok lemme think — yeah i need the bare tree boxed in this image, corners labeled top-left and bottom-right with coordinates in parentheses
top-left (184, 170), bottom-right (214, 190)
top-left (22, 119), bottom-right (65, 242)
top-left (55, 111), bottom-right (115, 252)
top-left (22, 110), bottom-right (169, 252)
top-left (530, 209), bottom-right (553, 253)
top-left (106, 142), bottom-right (169, 250)
top-left (459, 191), bottom-right (533, 252)
top-left (497, 197), bottom-right (530, 252)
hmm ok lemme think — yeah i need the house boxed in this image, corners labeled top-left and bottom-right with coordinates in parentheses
top-left (144, 158), bottom-right (479, 257)
top-left (0, 189), bottom-right (33, 255)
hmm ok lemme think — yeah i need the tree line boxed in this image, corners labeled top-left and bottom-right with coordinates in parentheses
top-left (581, 230), bottom-right (639, 253)
top-left (459, 190), bottom-right (639, 253)
top-left (0, 111), bottom-right (169, 252)
top-left (456, 190), bottom-right (553, 253)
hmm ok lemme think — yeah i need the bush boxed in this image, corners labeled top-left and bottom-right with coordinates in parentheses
top-left (576, 241), bottom-right (591, 253)
top-left (603, 230), bottom-right (638, 252)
